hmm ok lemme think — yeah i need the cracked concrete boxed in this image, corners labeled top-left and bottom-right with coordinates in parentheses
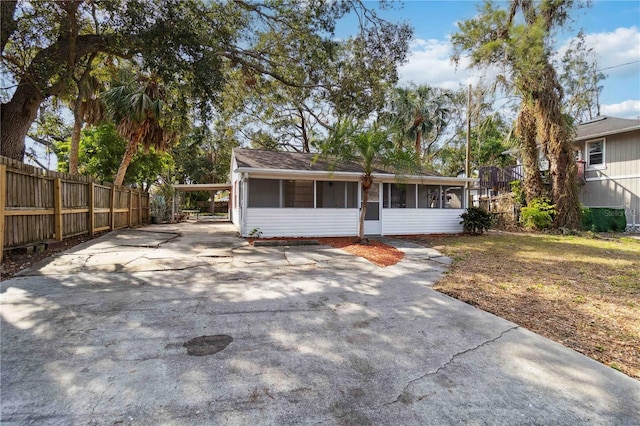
top-left (389, 325), bottom-right (521, 406)
top-left (2, 219), bottom-right (639, 425)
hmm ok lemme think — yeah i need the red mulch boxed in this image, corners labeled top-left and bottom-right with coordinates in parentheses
top-left (248, 237), bottom-right (404, 267)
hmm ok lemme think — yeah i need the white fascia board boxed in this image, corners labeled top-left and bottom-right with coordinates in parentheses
top-left (575, 125), bottom-right (640, 141)
top-left (234, 167), bottom-right (362, 180)
top-left (234, 167), bottom-right (476, 185)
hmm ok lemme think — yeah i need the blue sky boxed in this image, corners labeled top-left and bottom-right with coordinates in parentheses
top-left (337, 0), bottom-right (640, 119)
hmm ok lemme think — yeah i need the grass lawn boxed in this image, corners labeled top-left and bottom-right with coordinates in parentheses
top-left (405, 232), bottom-right (640, 380)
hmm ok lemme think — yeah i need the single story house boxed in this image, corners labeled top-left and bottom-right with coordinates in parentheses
top-left (230, 148), bottom-right (474, 238)
top-left (573, 116), bottom-right (640, 230)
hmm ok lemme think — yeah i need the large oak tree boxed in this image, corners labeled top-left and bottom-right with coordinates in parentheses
top-left (1, 0), bottom-right (411, 164)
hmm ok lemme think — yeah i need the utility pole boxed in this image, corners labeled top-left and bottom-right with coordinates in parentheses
top-left (466, 84), bottom-right (472, 208)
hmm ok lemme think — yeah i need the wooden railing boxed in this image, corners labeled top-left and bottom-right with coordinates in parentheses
top-left (478, 165), bottom-right (524, 191)
top-left (0, 156), bottom-right (150, 261)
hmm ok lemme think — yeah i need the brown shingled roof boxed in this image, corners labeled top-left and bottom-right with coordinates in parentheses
top-left (233, 148), bottom-right (439, 176)
top-left (576, 116), bottom-right (640, 141)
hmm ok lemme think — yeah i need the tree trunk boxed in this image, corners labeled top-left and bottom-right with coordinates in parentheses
top-left (414, 129), bottom-right (422, 158)
top-left (358, 174), bottom-right (373, 242)
top-left (549, 141), bottom-right (581, 228)
top-left (69, 101), bottom-right (83, 174)
top-left (1, 34), bottom-right (111, 160)
top-left (113, 139), bottom-right (137, 186)
top-left (0, 83), bottom-right (43, 160)
top-left (515, 104), bottom-right (544, 202)
top-left (1, 1), bottom-right (18, 55)
top-left (298, 106), bottom-right (311, 153)
top-left (533, 97), bottom-right (581, 229)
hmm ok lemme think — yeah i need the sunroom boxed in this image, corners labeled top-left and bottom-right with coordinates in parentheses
top-left (230, 148), bottom-right (474, 238)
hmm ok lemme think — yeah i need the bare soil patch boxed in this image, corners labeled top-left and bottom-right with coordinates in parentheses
top-left (401, 232), bottom-right (640, 379)
top-left (249, 237), bottom-right (404, 267)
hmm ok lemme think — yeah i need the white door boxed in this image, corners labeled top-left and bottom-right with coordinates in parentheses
top-left (363, 183), bottom-right (381, 235)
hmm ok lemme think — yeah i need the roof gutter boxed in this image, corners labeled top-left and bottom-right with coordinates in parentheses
top-left (233, 167), bottom-right (477, 184)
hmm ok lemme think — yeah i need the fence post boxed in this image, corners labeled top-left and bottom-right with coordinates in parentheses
top-left (110, 185), bottom-right (116, 230)
top-left (54, 178), bottom-right (63, 240)
top-left (128, 189), bottom-right (133, 227)
top-left (0, 164), bottom-right (6, 262)
top-left (138, 191), bottom-right (142, 225)
top-left (88, 183), bottom-right (95, 236)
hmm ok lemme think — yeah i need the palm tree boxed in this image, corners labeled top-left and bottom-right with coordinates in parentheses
top-left (67, 54), bottom-right (105, 174)
top-left (384, 85), bottom-right (451, 160)
top-left (101, 72), bottom-right (175, 186)
top-left (318, 121), bottom-right (417, 242)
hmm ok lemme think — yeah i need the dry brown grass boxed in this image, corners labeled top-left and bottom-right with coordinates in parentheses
top-left (402, 232), bottom-right (640, 380)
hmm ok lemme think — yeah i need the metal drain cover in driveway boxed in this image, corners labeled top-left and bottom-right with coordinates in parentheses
top-left (183, 335), bottom-right (233, 356)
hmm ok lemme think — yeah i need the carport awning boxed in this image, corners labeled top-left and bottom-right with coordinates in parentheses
top-left (173, 184), bottom-right (232, 192)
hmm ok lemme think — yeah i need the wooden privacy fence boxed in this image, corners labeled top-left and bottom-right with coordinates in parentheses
top-left (0, 156), bottom-right (150, 262)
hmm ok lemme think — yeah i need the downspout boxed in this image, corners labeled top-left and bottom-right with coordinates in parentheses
top-left (241, 173), bottom-right (248, 237)
top-left (379, 182), bottom-right (384, 236)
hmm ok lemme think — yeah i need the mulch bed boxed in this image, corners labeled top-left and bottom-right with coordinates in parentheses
top-left (248, 237), bottom-right (404, 267)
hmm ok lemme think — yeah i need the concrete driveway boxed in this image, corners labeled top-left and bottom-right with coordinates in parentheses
top-left (1, 220), bottom-right (638, 425)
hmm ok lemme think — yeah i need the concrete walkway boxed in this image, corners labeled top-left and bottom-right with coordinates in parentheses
top-left (1, 221), bottom-right (638, 425)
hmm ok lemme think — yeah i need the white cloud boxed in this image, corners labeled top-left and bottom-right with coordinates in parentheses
top-left (398, 38), bottom-right (479, 89)
top-left (601, 100), bottom-right (640, 119)
top-left (559, 26), bottom-right (640, 77)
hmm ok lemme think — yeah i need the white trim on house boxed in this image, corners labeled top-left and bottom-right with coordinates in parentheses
top-left (234, 167), bottom-right (474, 186)
top-left (585, 137), bottom-right (606, 171)
top-left (585, 174), bottom-right (640, 182)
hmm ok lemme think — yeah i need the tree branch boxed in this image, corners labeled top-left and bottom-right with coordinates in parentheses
top-left (218, 50), bottom-right (323, 89)
top-left (1, 0), bottom-right (17, 56)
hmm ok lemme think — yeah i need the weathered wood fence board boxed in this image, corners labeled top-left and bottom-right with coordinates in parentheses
top-left (0, 156), bottom-right (150, 262)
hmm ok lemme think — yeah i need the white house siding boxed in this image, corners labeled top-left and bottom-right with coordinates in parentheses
top-left (244, 208), bottom-right (359, 237)
top-left (231, 208), bottom-right (241, 228)
top-left (381, 209), bottom-right (464, 235)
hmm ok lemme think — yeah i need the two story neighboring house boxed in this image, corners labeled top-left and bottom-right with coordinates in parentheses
top-left (574, 116), bottom-right (640, 231)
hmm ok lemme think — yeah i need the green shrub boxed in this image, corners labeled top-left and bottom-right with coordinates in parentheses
top-left (460, 207), bottom-right (494, 235)
top-left (510, 180), bottom-right (526, 206)
top-left (581, 207), bottom-right (626, 232)
top-left (520, 198), bottom-right (556, 230)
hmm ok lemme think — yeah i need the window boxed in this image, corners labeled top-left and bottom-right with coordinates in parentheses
top-left (418, 185), bottom-right (441, 208)
top-left (364, 183), bottom-right (380, 220)
top-left (284, 180), bottom-right (313, 207)
top-left (443, 186), bottom-right (463, 209)
top-left (383, 183), bottom-right (416, 208)
top-left (248, 179), bottom-right (280, 207)
top-left (587, 139), bottom-right (604, 168)
top-left (316, 181), bottom-right (358, 208)
top-left (345, 182), bottom-right (358, 208)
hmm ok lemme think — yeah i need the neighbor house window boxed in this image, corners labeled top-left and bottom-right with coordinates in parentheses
top-left (586, 139), bottom-right (604, 168)
top-left (284, 180), bottom-right (314, 207)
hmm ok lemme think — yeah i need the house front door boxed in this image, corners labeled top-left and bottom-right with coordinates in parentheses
top-left (363, 182), bottom-right (381, 235)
